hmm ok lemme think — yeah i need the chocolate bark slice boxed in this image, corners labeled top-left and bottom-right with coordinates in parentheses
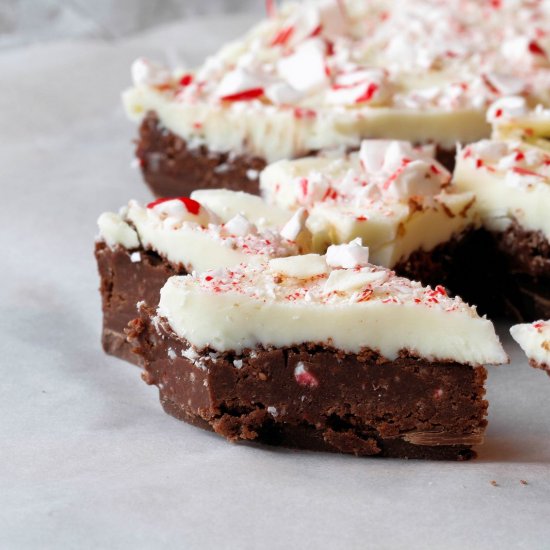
top-left (95, 196), bottom-right (304, 363)
top-left (129, 243), bottom-right (507, 460)
top-left (259, 139), bottom-right (477, 289)
top-left (453, 126), bottom-right (550, 321)
top-left (134, 113), bottom-right (458, 198)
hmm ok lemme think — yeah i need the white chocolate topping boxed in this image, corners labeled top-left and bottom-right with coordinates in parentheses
top-left (453, 139), bottom-right (550, 239)
top-left (123, 0), bottom-right (550, 162)
top-left (189, 189), bottom-right (292, 228)
top-left (97, 198), bottom-right (300, 273)
top-left (510, 321), bottom-right (550, 369)
top-left (157, 247), bottom-right (507, 366)
top-left (97, 211), bottom-right (139, 250)
top-left (489, 98), bottom-right (550, 144)
top-left (260, 139), bottom-right (476, 266)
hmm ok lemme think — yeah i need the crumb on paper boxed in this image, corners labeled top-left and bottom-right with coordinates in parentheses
top-left (490, 480), bottom-right (498, 487)
top-left (520, 479), bottom-right (528, 486)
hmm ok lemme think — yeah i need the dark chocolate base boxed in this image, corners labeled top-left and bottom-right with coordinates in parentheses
top-left (397, 224), bottom-right (550, 322)
top-left (128, 308), bottom-right (488, 460)
top-left (453, 225), bottom-right (549, 321)
top-left (95, 241), bottom-right (182, 363)
top-left (136, 112), bottom-right (266, 197)
top-left (135, 112), bottom-right (458, 198)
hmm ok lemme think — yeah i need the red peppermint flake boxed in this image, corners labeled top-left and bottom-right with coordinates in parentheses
top-left (295, 368), bottom-right (319, 388)
top-left (294, 107), bottom-right (317, 119)
top-left (435, 285), bottom-right (447, 296)
top-left (147, 196), bottom-right (201, 215)
top-left (271, 25), bottom-right (294, 46)
top-left (533, 322), bottom-right (545, 330)
top-left (463, 147), bottom-right (472, 159)
top-left (495, 108), bottom-right (503, 118)
top-left (204, 275), bottom-right (213, 282)
top-left (414, 298), bottom-right (422, 303)
top-left (300, 178), bottom-right (309, 197)
top-left (514, 151), bottom-right (525, 162)
top-left (430, 164), bottom-right (441, 175)
top-left (324, 63), bottom-right (332, 78)
top-left (512, 166), bottom-right (540, 177)
top-left (310, 24), bottom-right (323, 38)
top-left (220, 88), bottom-right (264, 102)
top-left (193, 122), bottom-right (203, 130)
top-left (528, 40), bottom-right (547, 57)
top-left (356, 215), bottom-right (367, 221)
top-left (358, 289), bottom-right (373, 302)
top-left (325, 40), bottom-right (335, 57)
top-left (482, 74), bottom-right (499, 94)
top-left (490, 0), bottom-right (501, 7)
top-left (322, 187), bottom-right (338, 201)
top-left (179, 74), bottom-right (193, 87)
top-left (476, 159), bottom-right (484, 169)
top-left (355, 82), bottom-right (379, 103)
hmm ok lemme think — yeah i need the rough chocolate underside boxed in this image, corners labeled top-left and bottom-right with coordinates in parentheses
top-left (135, 112), bottom-right (457, 198)
top-left (95, 242), bottom-right (183, 363)
top-left (128, 308), bottom-right (488, 461)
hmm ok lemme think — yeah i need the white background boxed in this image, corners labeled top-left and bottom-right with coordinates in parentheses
top-left (1, 8), bottom-right (550, 550)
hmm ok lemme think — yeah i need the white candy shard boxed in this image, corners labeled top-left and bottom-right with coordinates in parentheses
top-left (268, 254), bottom-right (329, 278)
top-left (280, 208), bottom-right (308, 241)
top-left (324, 267), bottom-right (388, 293)
top-left (224, 214), bottom-right (257, 237)
top-left (277, 39), bottom-right (328, 93)
top-left (265, 82), bottom-right (303, 105)
top-left (484, 73), bottom-right (526, 96)
top-left (216, 68), bottom-right (265, 98)
top-left (486, 96), bottom-right (528, 123)
top-left (131, 58), bottom-right (171, 87)
top-left (326, 238), bottom-right (370, 268)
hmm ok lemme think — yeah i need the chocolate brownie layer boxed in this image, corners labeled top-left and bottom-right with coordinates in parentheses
top-left (136, 112), bottom-right (266, 197)
top-left (447, 224), bottom-right (550, 321)
top-left (135, 112), bottom-right (458, 198)
top-left (128, 308), bottom-right (488, 460)
top-left (498, 222), bottom-right (550, 320)
top-left (95, 242), bottom-right (182, 363)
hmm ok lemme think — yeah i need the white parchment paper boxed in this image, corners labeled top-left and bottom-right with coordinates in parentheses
top-left (2, 13), bottom-right (550, 550)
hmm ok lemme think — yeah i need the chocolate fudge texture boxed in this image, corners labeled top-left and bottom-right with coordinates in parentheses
top-left (128, 308), bottom-right (488, 461)
top-left (95, 242), bottom-right (182, 363)
top-left (136, 112), bottom-right (266, 197)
